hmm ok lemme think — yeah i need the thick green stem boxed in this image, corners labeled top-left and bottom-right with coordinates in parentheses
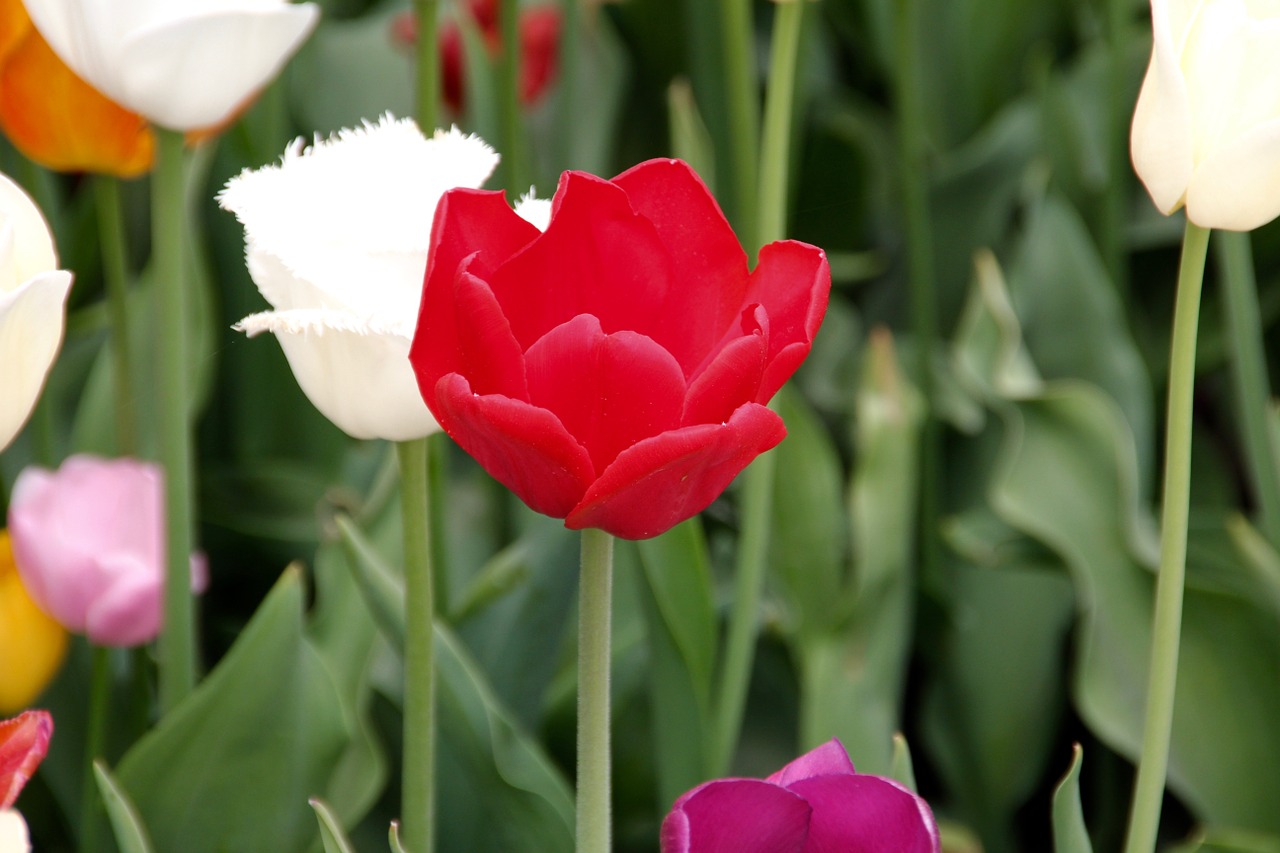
top-left (94, 177), bottom-right (136, 455)
top-left (719, 0), bottom-right (760, 255)
top-left (557, 0), bottom-right (582, 173)
top-left (1122, 220), bottom-right (1209, 853)
top-left (427, 432), bottom-right (450, 615)
top-left (1215, 230), bottom-right (1280, 547)
top-left (398, 438), bottom-right (435, 853)
top-left (154, 127), bottom-right (196, 714)
top-left (756, 0), bottom-right (804, 247)
top-left (79, 645), bottom-right (110, 853)
top-left (498, 0), bottom-right (525, 190)
top-left (415, 0), bottom-right (440, 131)
top-left (576, 528), bottom-right (614, 853)
top-left (893, 0), bottom-right (941, 589)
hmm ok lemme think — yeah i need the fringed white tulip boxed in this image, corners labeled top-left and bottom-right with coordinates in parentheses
top-left (20, 0), bottom-right (319, 131)
top-left (1132, 0), bottom-right (1280, 230)
top-left (0, 173), bottom-right (73, 453)
top-left (220, 116), bottom-right (503, 441)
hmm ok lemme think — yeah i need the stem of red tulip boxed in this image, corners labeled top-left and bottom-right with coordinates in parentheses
top-left (1122, 219), bottom-right (1209, 853)
top-left (719, 0), bottom-right (760, 255)
top-left (1215, 230), bottom-right (1280, 547)
top-left (398, 437), bottom-right (436, 853)
top-left (154, 126), bottom-right (197, 715)
top-left (499, 0), bottom-right (526, 191)
top-left (577, 527), bottom-right (614, 853)
top-left (414, 0), bottom-right (439, 131)
top-left (94, 177), bottom-right (136, 456)
top-left (78, 645), bottom-right (110, 853)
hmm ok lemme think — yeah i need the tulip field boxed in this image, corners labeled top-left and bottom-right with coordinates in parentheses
top-left (3, 0), bottom-right (1280, 851)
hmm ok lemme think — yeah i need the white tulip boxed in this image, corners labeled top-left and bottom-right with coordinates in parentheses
top-left (1132, 0), bottom-right (1280, 230)
top-left (0, 809), bottom-right (30, 853)
top-left (20, 0), bottom-right (318, 131)
top-left (219, 116), bottom-right (502, 442)
top-left (0, 174), bottom-right (73, 453)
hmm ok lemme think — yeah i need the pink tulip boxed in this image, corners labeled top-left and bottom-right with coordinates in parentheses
top-left (6, 455), bottom-right (206, 647)
top-left (661, 740), bottom-right (940, 853)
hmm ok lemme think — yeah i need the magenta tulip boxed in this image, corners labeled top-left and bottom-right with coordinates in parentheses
top-left (661, 740), bottom-right (940, 853)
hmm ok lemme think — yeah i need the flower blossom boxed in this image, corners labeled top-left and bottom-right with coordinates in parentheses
top-left (661, 739), bottom-right (940, 853)
top-left (0, 531), bottom-right (66, 714)
top-left (410, 158), bottom-right (830, 540)
top-left (0, 709), bottom-right (52, 853)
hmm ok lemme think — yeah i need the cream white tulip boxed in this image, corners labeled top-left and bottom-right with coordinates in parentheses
top-left (0, 174), bottom-right (73, 453)
top-left (20, 0), bottom-right (318, 131)
top-left (0, 809), bottom-right (30, 853)
top-left (1132, 0), bottom-right (1280, 230)
top-left (219, 116), bottom-right (503, 441)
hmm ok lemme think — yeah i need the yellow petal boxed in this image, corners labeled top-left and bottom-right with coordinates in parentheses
top-left (0, 531), bottom-right (67, 714)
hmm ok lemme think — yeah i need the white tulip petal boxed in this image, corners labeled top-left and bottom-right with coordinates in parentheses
top-left (0, 270), bottom-right (73, 452)
top-left (220, 117), bottom-right (497, 318)
top-left (235, 308), bottom-right (439, 441)
top-left (514, 189), bottom-right (552, 232)
top-left (1131, 0), bottom-right (1195, 215)
top-left (1185, 120), bottom-right (1280, 229)
top-left (0, 810), bottom-right (30, 853)
top-left (0, 174), bottom-right (58, 287)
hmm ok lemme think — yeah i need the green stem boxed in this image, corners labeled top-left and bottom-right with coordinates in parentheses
top-left (398, 438), bottom-right (435, 853)
top-left (94, 177), bottom-right (136, 456)
top-left (1122, 220), bottom-right (1209, 853)
top-left (154, 127), bottom-right (196, 714)
top-left (427, 432), bottom-right (450, 615)
top-left (557, 0), bottom-right (582, 173)
top-left (79, 645), bottom-right (110, 853)
top-left (498, 0), bottom-right (525, 191)
top-left (415, 0), bottom-right (440, 131)
top-left (576, 528), bottom-right (614, 853)
top-left (1215, 230), bottom-right (1280, 547)
top-left (893, 0), bottom-right (941, 590)
top-left (756, 0), bottom-right (805, 246)
top-left (719, 0), bottom-right (760, 255)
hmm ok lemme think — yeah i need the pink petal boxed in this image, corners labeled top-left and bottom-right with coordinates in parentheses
top-left (0, 711), bottom-right (52, 810)
top-left (682, 306), bottom-right (768, 427)
top-left (746, 241), bottom-right (831, 403)
top-left (767, 739), bottom-right (857, 786)
top-left (433, 373), bottom-right (594, 518)
top-left (611, 159), bottom-right (751, 372)
top-left (566, 404), bottom-right (786, 540)
top-left (525, 315), bottom-right (685, 472)
top-left (83, 556), bottom-right (163, 648)
top-left (787, 775), bottom-right (940, 853)
top-left (485, 171), bottom-right (675, 350)
top-left (662, 779), bottom-right (810, 853)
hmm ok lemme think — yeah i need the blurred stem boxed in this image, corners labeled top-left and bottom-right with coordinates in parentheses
top-left (1122, 220), bottom-right (1209, 853)
top-left (557, 0), bottom-right (582, 173)
top-left (398, 438), bottom-right (435, 853)
top-left (719, 0), bottom-right (759, 255)
top-left (154, 126), bottom-right (196, 714)
top-left (79, 645), bottom-right (110, 853)
top-left (756, 0), bottom-right (804, 246)
top-left (893, 0), bottom-right (941, 589)
top-left (94, 177), bottom-right (136, 456)
top-left (1103, 0), bottom-right (1130, 296)
top-left (499, 0), bottom-right (526, 190)
top-left (1216, 230), bottom-right (1280, 547)
top-left (577, 527), bottom-right (614, 853)
top-left (415, 0), bottom-right (440, 131)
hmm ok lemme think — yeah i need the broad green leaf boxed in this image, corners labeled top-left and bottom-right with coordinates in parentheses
top-left (635, 518), bottom-right (717, 804)
top-left (93, 761), bottom-right (154, 853)
top-left (1052, 745), bottom-right (1093, 853)
top-left (310, 799), bottom-right (356, 853)
top-left (116, 567), bottom-right (351, 853)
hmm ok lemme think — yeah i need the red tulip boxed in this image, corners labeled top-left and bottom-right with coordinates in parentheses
top-left (661, 740), bottom-right (940, 853)
top-left (410, 158), bottom-right (830, 540)
top-left (0, 710), bottom-right (51, 810)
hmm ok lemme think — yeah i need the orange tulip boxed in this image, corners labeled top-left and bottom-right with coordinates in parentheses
top-left (0, 0), bottom-right (152, 177)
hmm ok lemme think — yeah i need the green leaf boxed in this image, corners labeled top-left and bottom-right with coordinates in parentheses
top-left (93, 761), bottom-right (154, 853)
top-left (389, 821), bottom-right (407, 853)
top-left (890, 734), bottom-right (919, 793)
top-left (310, 799), bottom-right (357, 853)
top-left (335, 513), bottom-right (407, 651)
top-left (116, 567), bottom-right (352, 853)
top-left (1052, 745), bottom-right (1093, 853)
top-left (667, 78), bottom-right (716, 192)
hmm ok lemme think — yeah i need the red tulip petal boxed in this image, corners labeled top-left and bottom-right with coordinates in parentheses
top-left (434, 373), bottom-right (593, 518)
top-left (525, 314), bottom-right (685, 473)
top-left (519, 7), bottom-right (560, 105)
top-left (412, 189), bottom-right (540, 410)
top-left (767, 739), bottom-right (856, 786)
top-left (662, 780), bottom-right (810, 853)
top-left (452, 268), bottom-right (528, 398)
top-left (747, 240), bottom-right (831, 402)
top-left (486, 171), bottom-right (675, 350)
top-left (787, 775), bottom-right (940, 853)
top-left (682, 306), bottom-right (768, 427)
top-left (611, 159), bottom-right (750, 372)
top-left (0, 710), bottom-right (52, 810)
top-left (566, 403), bottom-right (785, 539)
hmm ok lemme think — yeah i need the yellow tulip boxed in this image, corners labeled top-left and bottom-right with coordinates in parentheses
top-left (0, 531), bottom-right (66, 714)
